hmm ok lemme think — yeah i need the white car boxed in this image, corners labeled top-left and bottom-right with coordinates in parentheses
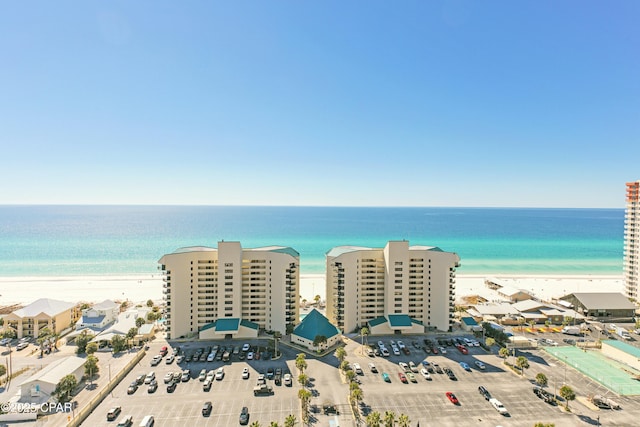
top-left (242, 368), bottom-right (250, 379)
top-left (163, 372), bottom-right (174, 383)
top-left (420, 368), bottom-right (431, 380)
top-left (283, 373), bottom-right (292, 386)
top-left (206, 370), bottom-right (215, 381)
top-left (381, 348), bottom-right (390, 357)
top-left (377, 340), bottom-right (384, 348)
top-left (176, 355), bottom-right (184, 363)
top-left (397, 340), bottom-right (405, 349)
top-left (392, 347), bottom-right (400, 356)
top-left (207, 353), bottom-right (215, 362)
top-left (242, 343), bottom-right (251, 352)
top-left (398, 362), bottom-right (409, 372)
top-left (353, 363), bottom-right (363, 374)
top-left (475, 361), bottom-right (486, 370)
top-left (215, 367), bottom-right (224, 380)
top-left (490, 398), bottom-right (508, 415)
top-left (368, 363), bottom-right (378, 373)
top-left (472, 341), bottom-right (480, 347)
top-left (247, 352), bottom-right (254, 360)
top-left (165, 354), bottom-right (175, 364)
top-left (438, 346), bottom-right (447, 354)
top-left (408, 361), bottom-right (418, 372)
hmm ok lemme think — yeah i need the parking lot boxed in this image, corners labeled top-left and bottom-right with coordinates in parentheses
top-left (82, 339), bottom-right (302, 427)
top-left (78, 330), bottom-right (640, 427)
top-left (342, 335), bottom-right (640, 426)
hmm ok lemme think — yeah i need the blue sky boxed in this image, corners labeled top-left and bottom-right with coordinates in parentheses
top-left (1, 1), bottom-right (638, 207)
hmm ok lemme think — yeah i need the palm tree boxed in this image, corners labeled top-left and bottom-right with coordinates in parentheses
top-left (365, 411), bottom-right (381, 427)
top-left (499, 347), bottom-right (509, 359)
top-left (250, 422), bottom-right (261, 427)
top-left (335, 347), bottom-right (346, 364)
top-left (84, 355), bottom-right (99, 383)
top-left (297, 373), bottom-right (308, 388)
top-left (313, 335), bottom-right (327, 352)
top-left (383, 410), bottom-right (396, 427)
top-left (351, 387), bottom-right (363, 406)
top-left (314, 294), bottom-right (321, 305)
top-left (53, 374), bottom-right (77, 403)
top-left (516, 355), bottom-right (530, 376)
top-left (559, 385), bottom-right (575, 410)
top-left (360, 326), bottom-right (369, 348)
top-left (397, 413), bottom-right (410, 427)
top-left (269, 422), bottom-right (280, 427)
top-left (295, 353), bottom-right (307, 374)
top-left (536, 373), bottom-right (548, 387)
top-left (284, 414), bottom-right (297, 427)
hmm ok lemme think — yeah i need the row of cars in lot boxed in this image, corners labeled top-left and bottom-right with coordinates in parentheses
top-left (368, 336), bottom-right (481, 358)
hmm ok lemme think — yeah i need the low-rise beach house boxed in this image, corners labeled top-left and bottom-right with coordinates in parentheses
top-left (4, 298), bottom-right (80, 339)
top-left (158, 241), bottom-right (300, 340)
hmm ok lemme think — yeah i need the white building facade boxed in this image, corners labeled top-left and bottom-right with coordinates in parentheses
top-left (325, 240), bottom-right (460, 334)
top-left (158, 242), bottom-right (299, 340)
top-left (624, 180), bottom-right (639, 300)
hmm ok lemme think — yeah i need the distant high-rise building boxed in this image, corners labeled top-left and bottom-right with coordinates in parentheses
top-left (624, 181), bottom-right (640, 300)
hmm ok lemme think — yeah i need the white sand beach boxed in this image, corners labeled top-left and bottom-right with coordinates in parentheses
top-left (0, 273), bottom-right (625, 308)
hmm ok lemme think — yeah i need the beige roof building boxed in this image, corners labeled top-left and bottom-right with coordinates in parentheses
top-left (4, 298), bottom-right (80, 339)
top-left (326, 240), bottom-right (460, 334)
top-left (158, 242), bottom-right (300, 339)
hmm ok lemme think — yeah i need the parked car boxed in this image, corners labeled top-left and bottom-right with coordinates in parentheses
top-left (181, 370), bottom-right (190, 382)
top-left (406, 372), bottom-right (417, 382)
top-left (398, 362), bottom-right (409, 372)
top-left (147, 379), bottom-right (158, 393)
top-left (242, 367), bottom-right (250, 379)
top-left (167, 381), bottom-right (177, 393)
top-left (239, 406), bottom-right (250, 425)
top-left (408, 361), bottom-right (418, 372)
top-left (420, 368), bottom-right (431, 380)
top-left (381, 372), bottom-right (391, 382)
top-left (165, 354), bottom-right (175, 364)
top-left (115, 415), bottom-right (133, 427)
top-left (247, 352), bottom-right (254, 360)
top-left (444, 367), bottom-right (457, 380)
top-left (459, 362), bottom-right (471, 371)
top-left (106, 406), bottom-right (121, 421)
top-left (126, 383), bottom-right (138, 394)
top-left (242, 343), bottom-right (251, 352)
top-left (163, 372), bottom-right (174, 383)
top-left (490, 398), bottom-right (509, 415)
top-left (398, 372), bottom-right (408, 383)
top-left (446, 392), bottom-right (459, 405)
top-left (474, 361), bottom-right (486, 370)
top-left (203, 379), bottom-right (212, 391)
top-left (368, 363), bottom-right (378, 373)
top-left (215, 367), bottom-right (224, 380)
top-left (202, 401), bottom-right (212, 416)
top-left (478, 385), bottom-right (491, 400)
top-left (283, 373), bottom-right (292, 386)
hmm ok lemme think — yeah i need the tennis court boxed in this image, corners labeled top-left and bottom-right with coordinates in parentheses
top-left (544, 346), bottom-right (640, 395)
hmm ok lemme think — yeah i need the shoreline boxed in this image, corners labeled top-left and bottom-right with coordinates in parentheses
top-left (0, 273), bottom-right (626, 308)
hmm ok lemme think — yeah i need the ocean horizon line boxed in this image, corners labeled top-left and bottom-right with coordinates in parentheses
top-left (0, 203), bottom-right (626, 210)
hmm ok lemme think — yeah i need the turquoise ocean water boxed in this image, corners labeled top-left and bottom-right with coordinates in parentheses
top-left (0, 206), bottom-right (624, 276)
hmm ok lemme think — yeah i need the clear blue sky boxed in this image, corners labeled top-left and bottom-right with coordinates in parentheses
top-left (1, 1), bottom-right (638, 207)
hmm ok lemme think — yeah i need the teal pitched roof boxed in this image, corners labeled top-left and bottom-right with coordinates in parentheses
top-left (200, 321), bottom-right (216, 332)
top-left (240, 319), bottom-right (259, 330)
top-left (368, 316), bottom-right (387, 327)
top-left (215, 318), bottom-right (240, 332)
top-left (602, 340), bottom-right (640, 358)
top-left (388, 314), bottom-right (412, 328)
top-left (293, 309), bottom-right (340, 341)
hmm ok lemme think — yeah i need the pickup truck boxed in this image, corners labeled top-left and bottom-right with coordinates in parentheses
top-left (253, 384), bottom-right (274, 396)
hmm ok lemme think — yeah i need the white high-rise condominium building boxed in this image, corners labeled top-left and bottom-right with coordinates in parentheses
top-left (624, 181), bottom-right (640, 300)
top-left (158, 241), bottom-right (299, 340)
top-left (325, 240), bottom-right (460, 334)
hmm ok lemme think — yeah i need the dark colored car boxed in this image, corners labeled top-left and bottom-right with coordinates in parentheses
top-left (126, 383), bottom-right (138, 395)
top-left (444, 367), bottom-right (457, 381)
top-left (239, 406), bottom-right (249, 425)
top-left (106, 406), bottom-right (121, 421)
top-left (167, 381), bottom-right (177, 393)
top-left (202, 401), bottom-right (212, 416)
top-left (147, 380), bottom-right (158, 393)
top-left (478, 385), bottom-right (491, 400)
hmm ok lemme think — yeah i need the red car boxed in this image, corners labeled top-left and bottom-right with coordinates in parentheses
top-left (446, 392), bottom-right (459, 405)
top-left (431, 347), bottom-right (438, 354)
top-left (456, 345), bottom-right (468, 355)
top-left (398, 372), bottom-right (408, 383)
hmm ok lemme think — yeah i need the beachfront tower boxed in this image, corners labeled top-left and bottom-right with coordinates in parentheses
top-left (158, 242), bottom-right (299, 340)
top-left (624, 181), bottom-right (640, 300)
top-left (325, 240), bottom-right (460, 335)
